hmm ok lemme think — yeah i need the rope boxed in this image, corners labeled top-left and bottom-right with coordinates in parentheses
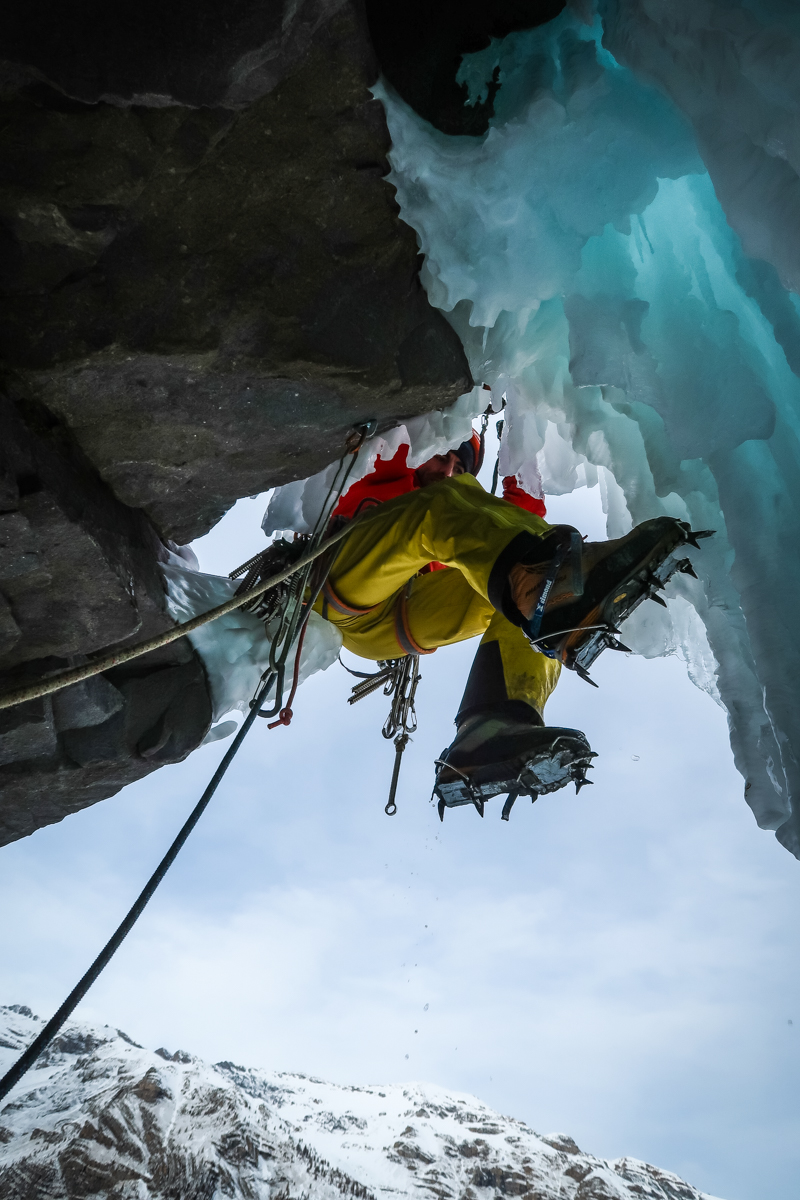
top-left (0, 519), bottom-right (364, 714)
top-left (0, 431), bottom-right (375, 1101)
top-left (266, 620), bottom-right (308, 729)
top-left (0, 671), bottom-right (274, 1105)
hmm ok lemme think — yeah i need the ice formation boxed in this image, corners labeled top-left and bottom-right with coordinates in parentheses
top-left (358, 1), bottom-right (800, 855)
top-left (172, 0), bottom-right (800, 856)
top-left (160, 550), bottom-right (342, 738)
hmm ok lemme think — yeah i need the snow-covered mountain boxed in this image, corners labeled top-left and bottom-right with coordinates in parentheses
top-left (0, 1004), bottom-right (722, 1200)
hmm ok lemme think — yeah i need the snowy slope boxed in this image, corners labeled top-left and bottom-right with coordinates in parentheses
top-left (0, 1005), bottom-right (723, 1200)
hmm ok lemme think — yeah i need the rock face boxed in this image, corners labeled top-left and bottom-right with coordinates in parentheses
top-left (1, 1), bottom-right (470, 542)
top-left (0, 1006), bottom-right (723, 1200)
top-left (0, 0), bottom-right (472, 844)
top-left (0, 376), bottom-right (213, 845)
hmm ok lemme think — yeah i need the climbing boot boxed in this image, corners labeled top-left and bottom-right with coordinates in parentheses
top-left (507, 517), bottom-right (712, 682)
top-left (433, 705), bottom-right (595, 821)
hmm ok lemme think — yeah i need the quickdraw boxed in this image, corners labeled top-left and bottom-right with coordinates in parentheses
top-left (229, 421), bottom-right (377, 725)
top-left (343, 652), bottom-right (422, 816)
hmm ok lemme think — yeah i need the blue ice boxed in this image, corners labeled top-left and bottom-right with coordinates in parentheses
top-left (372, 3), bottom-right (800, 855)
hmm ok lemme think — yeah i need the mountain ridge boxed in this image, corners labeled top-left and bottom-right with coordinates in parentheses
top-left (0, 1004), bottom-right (723, 1200)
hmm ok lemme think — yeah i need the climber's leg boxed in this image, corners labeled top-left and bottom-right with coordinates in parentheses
top-left (456, 610), bottom-right (562, 725)
top-left (321, 475), bottom-right (709, 817)
top-left (433, 517), bottom-right (712, 815)
top-left (328, 472), bottom-right (707, 680)
top-left (321, 560), bottom-right (495, 662)
top-left (428, 609), bottom-right (596, 818)
top-left (319, 559), bottom-right (591, 815)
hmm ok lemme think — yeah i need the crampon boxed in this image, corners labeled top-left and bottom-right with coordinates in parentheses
top-left (433, 722), bottom-right (596, 821)
top-left (532, 517), bottom-right (713, 685)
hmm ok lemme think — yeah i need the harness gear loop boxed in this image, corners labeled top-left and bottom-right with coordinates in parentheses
top-left (237, 420), bottom-right (375, 723)
top-left (340, 650), bottom-right (422, 816)
top-left (342, 657), bottom-right (398, 703)
top-left (393, 578), bottom-right (437, 657)
top-left (382, 653), bottom-right (422, 816)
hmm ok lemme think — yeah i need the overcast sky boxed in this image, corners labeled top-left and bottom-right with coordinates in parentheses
top-left (1, 464), bottom-right (798, 1200)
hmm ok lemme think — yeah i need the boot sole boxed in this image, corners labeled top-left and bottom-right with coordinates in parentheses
top-left (434, 729), bottom-right (595, 811)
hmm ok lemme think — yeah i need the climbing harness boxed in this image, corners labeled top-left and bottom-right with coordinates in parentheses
top-left (342, 652), bottom-right (422, 816)
top-left (229, 537), bottom-right (309, 626)
top-left (0, 422), bottom-right (376, 1104)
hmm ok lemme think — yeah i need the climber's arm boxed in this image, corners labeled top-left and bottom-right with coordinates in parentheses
top-left (501, 475), bottom-right (547, 519)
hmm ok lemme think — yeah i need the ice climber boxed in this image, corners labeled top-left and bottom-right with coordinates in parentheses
top-left (315, 429), bottom-right (709, 818)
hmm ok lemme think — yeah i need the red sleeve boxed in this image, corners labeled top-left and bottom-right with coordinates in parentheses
top-left (334, 444), bottom-right (417, 519)
top-left (502, 475), bottom-right (547, 518)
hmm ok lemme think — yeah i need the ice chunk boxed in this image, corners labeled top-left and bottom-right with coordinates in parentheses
top-left (368, 5), bottom-right (800, 855)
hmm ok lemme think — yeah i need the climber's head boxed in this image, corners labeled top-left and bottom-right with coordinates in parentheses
top-left (455, 431), bottom-right (484, 476)
top-left (414, 431), bottom-right (484, 488)
top-left (414, 450), bottom-right (466, 487)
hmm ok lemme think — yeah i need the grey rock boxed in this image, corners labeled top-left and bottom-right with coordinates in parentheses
top-left (0, 385), bottom-right (173, 670)
top-left (1, 3), bottom-right (471, 542)
top-left (0, 697), bottom-right (56, 767)
top-left (0, 594), bottom-right (21, 657)
top-left (1, 0), bottom-right (346, 110)
top-left (0, 0), bottom-right (473, 845)
top-left (0, 656), bottom-right (212, 846)
top-left (0, 383), bottom-right (213, 845)
top-left (52, 676), bottom-right (124, 732)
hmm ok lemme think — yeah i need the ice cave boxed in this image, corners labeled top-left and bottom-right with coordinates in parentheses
top-left (4, 0), bottom-right (798, 856)
top-left (3, 3), bottom-right (800, 1197)
top-left (252, 0), bottom-right (800, 857)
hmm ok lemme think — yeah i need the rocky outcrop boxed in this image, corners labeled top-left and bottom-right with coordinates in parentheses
top-left (0, 379), bottom-right (213, 844)
top-left (0, 1006), bottom-right (723, 1200)
top-left (0, 0), bottom-right (472, 844)
top-left (1, 1), bottom-right (471, 542)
